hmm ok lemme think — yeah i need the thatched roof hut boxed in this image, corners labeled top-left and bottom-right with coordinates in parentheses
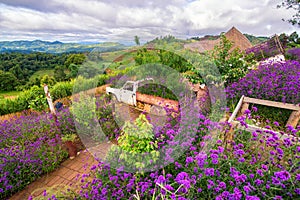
top-left (224, 26), bottom-right (252, 51)
top-left (185, 26), bottom-right (252, 53)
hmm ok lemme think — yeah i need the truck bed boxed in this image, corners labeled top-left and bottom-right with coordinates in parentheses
top-left (136, 92), bottom-right (179, 112)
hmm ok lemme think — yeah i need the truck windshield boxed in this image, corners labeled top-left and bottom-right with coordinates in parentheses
top-left (123, 83), bottom-right (134, 91)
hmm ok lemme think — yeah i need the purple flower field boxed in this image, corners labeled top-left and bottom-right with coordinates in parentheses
top-left (286, 48), bottom-right (300, 62)
top-left (76, 109), bottom-right (300, 199)
top-left (226, 60), bottom-right (300, 104)
top-left (1, 59), bottom-right (300, 200)
top-left (226, 60), bottom-right (300, 126)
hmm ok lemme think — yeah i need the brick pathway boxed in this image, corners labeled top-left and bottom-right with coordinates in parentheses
top-left (9, 142), bottom-right (112, 200)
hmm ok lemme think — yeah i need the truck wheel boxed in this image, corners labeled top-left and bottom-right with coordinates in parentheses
top-left (150, 105), bottom-right (166, 116)
top-left (111, 94), bottom-right (118, 102)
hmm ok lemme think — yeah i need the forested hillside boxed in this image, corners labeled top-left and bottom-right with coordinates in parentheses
top-left (0, 52), bottom-right (86, 91)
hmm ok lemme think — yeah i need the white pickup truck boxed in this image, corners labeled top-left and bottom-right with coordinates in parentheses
top-left (106, 78), bottom-right (179, 115)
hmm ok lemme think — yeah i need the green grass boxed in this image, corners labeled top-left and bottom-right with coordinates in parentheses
top-left (100, 49), bottom-right (136, 72)
top-left (29, 69), bottom-right (55, 81)
top-left (0, 91), bottom-right (22, 99)
top-left (101, 47), bottom-right (137, 62)
top-left (101, 50), bottom-right (126, 62)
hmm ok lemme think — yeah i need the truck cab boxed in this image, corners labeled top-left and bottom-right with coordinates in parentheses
top-left (106, 78), bottom-right (153, 106)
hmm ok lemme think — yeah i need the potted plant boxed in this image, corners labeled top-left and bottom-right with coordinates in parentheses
top-left (61, 133), bottom-right (79, 159)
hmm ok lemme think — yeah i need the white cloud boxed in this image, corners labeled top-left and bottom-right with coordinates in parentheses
top-left (0, 0), bottom-right (298, 43)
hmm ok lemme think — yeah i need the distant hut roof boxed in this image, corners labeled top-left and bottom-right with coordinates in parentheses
top-left (184, 26), bottom-right (252, 53)
top-left (224, 26), bottom-right (253, 51)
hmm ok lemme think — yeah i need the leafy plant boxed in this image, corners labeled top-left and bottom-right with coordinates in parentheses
top-left (28, 94), bottom-right (48, 111)
top-left (107, 114), bottom-right (159, 172)
top-left (61, 133), bottom-right (78, 143)
top-left (211, 35), bottom-right (255, 85)
top-left (70, 93), bottom-right (97, 138)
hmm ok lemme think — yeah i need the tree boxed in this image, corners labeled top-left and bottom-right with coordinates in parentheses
top-left (40, 75), bottom-right (56, 86)
top-left (54, 65), bottom-right (66, 81)
top-left (211, 35), bottom-right (255, 85)
top-left (67, 63), bottom-right (79, 79)
top-left (134, 35), bottom-right (140, 46)
top-left (0, 70), bottom-right (19, 91)
top-left (9, 65), bottom-right (24, 81)
top-left (64, 54), bottom-right (86, 68)
top-left (278, 0), bottom-right (300, 26)
top-left (288, 31), bottom-right (300, 47)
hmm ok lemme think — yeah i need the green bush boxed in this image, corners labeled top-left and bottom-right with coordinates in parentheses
top-left (50, 81), bottom-right (74, 101)
top-left (0, 69), bottom-right (129, 116)
top-left (211, 35), bottom-right (255, 86)
top-left (0, 86), bottom-right (44, 115)
top-left (107, 114), bottom-right (159, 172)
top-left (70, 93), bottom-right (98, 138)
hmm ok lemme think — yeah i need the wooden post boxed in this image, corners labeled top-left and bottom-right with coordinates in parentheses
top-left (228, 95), bottom-right (244, 123)
top-left (44, 84), bottom-right (56, 117)
top-left (237, 103), bottom-right (249, 118)
top-left (286, 110), bottom-right (300, 128)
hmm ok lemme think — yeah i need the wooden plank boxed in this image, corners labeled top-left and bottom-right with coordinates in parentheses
top-left (275, 34), bottom-right (285, 54)
top-left (243, 97), bottom-right (300, 111)
top-left (228, 95), bottom-right (244, 123)
top-left (286, 110), bottom-right (300, 128)
top-left (237, 103), bottom-right (249, 118)
top-left (233, 122), bottom-right (299, 144)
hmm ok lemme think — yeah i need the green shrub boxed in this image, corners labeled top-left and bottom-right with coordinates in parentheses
top-left (211, 35), bottom-right (255, 86)
top-left (0, 86), bottom-right (44, 115)
top-left (0, 69), bottom-right (130, 116)
top-left (107, 114), bottom-right (159, 172)
top-left (70, 93), bottom-right (98, 138)
top-left (50, 81), bottom-right (74, 101)
top-left (28, 94), bottom-right (48, 112)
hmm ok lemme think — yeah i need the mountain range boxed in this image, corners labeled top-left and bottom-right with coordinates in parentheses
top-left (0, 40), bottom-right (127, 53)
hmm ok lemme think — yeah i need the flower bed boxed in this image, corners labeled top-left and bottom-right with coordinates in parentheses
top-left (3, 59), bottom-right (300, 199)
top-left (226, 60), bottom-right (300, 104)
top-left (47, 107), bottom-right (300, 200)
top-left (226, 60), bottom-right (300, 126)
top-left (286, 48), bottom-right (300, 62)
top-left (0, 108), bottom-right (76, 199)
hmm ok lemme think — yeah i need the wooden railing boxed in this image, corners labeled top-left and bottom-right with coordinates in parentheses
top-left (228, 95), bottom-right (300, 142)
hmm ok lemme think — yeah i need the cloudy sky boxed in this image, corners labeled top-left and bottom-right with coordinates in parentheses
top-left (0, 0), bottom-right (298, 44)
